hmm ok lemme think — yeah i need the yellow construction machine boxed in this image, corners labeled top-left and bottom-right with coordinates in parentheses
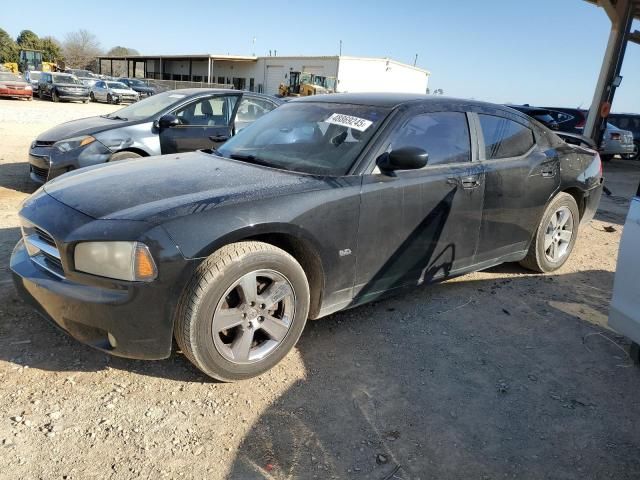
top-left (278, 71), bottom-right (336, 97)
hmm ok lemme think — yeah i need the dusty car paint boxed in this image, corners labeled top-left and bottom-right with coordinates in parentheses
top-left (11, 94), bottom-right (603, 360)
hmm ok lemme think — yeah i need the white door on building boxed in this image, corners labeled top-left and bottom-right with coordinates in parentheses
top-left (265, 66), bottom-right (284, 95)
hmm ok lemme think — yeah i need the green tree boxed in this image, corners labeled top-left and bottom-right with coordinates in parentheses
top-left (16, 29), bottom-right (40, 50)
top-left (0, 28), bottom-right (19, 63)
top-left (40, 36), bottom-right (63, 62)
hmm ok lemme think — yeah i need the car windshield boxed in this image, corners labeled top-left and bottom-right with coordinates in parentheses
top-left (103, 90), bottom-right (187, 121)
top-left (127, 79), bottom-right (146, 86)
top-left (29, 72), bottom-right (41, 80)
top-left (217, 102), bottom-right (391, 176)
top-left (53, 74), bottom-right (83, 85)
top-left (108, 82), bottom-right (128, 89)
top-left (0, 72), bottom-right (20, 81)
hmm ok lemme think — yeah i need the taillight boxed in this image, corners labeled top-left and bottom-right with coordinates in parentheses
top-left (576, 117), bottom-right (585, 129)
top-left (610, 132), bottom-right (621, 140)
top-left (596, 152), bottom-right (603, 177)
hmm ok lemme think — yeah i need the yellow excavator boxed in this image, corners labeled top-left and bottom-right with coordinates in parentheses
top-left (278, 71), bottom-right (336, 97)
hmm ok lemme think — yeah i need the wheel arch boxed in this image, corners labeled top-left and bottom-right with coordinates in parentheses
top-left (110, 147), bottom-right (150, 159)
top-left (561, 187), bottom-right (586, 220)
top-left (185, 224), bottom-right (327, 320)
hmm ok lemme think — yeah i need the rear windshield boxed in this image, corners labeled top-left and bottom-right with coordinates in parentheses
top-left (103, 90), bottom-right (188, 121)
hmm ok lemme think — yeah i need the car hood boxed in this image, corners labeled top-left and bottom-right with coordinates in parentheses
top-left (55, 82), bottom-right (88, 88)
top-left (35, 115), bottom-right (131, 142)
top-left (1, 80), bottom-right (29, 87)
top-left (42, 151), bottom-right (328, 222)
top-left (131, 86), bottom-right (154, 93)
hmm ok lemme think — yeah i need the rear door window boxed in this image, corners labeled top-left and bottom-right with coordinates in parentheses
top-left (389, 111), bottom-right (471, 166)
top-left (478, 114), bottom-right (535, 159)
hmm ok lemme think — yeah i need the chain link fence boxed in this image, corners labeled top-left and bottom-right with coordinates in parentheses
top-left (145, 79), bottom-right (234, 93)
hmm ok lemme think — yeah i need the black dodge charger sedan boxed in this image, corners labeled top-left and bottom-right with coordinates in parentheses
top-left (11, 93), bottom-right (603, 381)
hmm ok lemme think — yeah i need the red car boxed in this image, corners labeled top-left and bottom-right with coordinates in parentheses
top-left (0, 71), bottom-right (33, 100)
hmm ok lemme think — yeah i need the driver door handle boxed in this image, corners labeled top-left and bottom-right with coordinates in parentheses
top-left (461, 175), bottom-right (481, 189)
top-left (209, 135), bottom-right (230, 142)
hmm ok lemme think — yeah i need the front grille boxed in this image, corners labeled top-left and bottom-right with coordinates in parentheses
top-left (34, 140), bottom-right (55, 147)
top-left (22, 222), bottom-right (65, 279)
top-left (34, 227), bottom-right (56, 247)
top-left (31, 165), bottom-right (49, 181)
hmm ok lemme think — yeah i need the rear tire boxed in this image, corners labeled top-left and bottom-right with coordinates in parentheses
top-left (109, 151), bottom-right (142, 162)
top-left (51, 89), bottom-right (59, 103)
top-left (520, 192), bottom-right (579, 273)
top-left (174, 241), bottom-right (310, 382)
top-left (90, 92), bottom-right (96, 102)
top-left (107, 93), bottom-right (113, 104)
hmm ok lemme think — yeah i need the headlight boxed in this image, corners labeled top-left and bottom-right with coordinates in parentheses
top-left (0, 84), bottom-right (6, 89)
top-left (74, 241), bottom-right (157, 281)
top-left (25, 85), bottom-right (32, 90)
top-left (54, 135), bottom-right (95, 153)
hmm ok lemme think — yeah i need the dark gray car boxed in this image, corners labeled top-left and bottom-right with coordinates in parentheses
top-left (28, 88), bottom-right (282, 183)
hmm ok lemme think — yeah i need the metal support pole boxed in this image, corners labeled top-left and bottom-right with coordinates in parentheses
top-left (584, 0), bottom-right (633, 143)
top-left (208, 57), bottom-right (212, 84)
top-left (110, 59), bottom-right (113, 76)
top-left (189, 58), bottom-right (192, 81)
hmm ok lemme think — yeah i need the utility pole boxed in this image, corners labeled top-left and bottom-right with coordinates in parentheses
top-left (252, 37), bottom-right (256, 56)
top-left (339, 40), bottom-right (342, 56)
top-left (413, 53), bottom-right (418, 66)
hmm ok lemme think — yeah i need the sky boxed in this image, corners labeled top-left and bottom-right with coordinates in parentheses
top-left (4, 0), bottom-right (640, 112)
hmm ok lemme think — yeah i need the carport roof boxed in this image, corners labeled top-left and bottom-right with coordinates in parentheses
top-left (585, 0), bottom-right (640, 45)
top-left (96, 54), bottom-right (258, 62)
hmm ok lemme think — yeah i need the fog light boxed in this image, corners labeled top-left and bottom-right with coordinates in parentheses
top-left (107, 333), bottom-right (118, 348)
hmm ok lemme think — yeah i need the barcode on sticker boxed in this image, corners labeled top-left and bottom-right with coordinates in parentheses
top-left (325, 113), bottom-right (373, 132)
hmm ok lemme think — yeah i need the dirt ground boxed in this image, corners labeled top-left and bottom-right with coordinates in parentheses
top-left (1, 97), bottom-right (639, 480)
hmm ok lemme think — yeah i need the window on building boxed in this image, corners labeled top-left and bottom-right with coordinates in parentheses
top-left (478, 114), bottom-right (535, 159)
top-left (388, 112), bottom-right (471, 166)
top-left (217, 76), bottom-right (225, 85)
top-left (249, 78), bottom-right (255, 92)
top-left (192, 75), bottom-right (202, 82)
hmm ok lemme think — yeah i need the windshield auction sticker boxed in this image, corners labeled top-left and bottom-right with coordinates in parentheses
top-left (325, 113), bottom-right (373, 132)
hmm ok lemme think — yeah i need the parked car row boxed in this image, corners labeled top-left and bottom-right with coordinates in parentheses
top-left (0, 71), bottom-right (33, 100)
top-left (508, 104), bottom-right (638, 161)
top-left (13, 92), bottom-right (604, 381)
top-left (28, 88), bottom-right (282, 182)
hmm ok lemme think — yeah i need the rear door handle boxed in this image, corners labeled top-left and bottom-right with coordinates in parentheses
top-left (209, 135), bottom-right (230, 142)
top-left (460, 175), bottom-right (481, 189)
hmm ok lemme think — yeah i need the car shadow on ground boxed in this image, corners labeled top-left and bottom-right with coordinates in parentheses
top-left (226, 268), bottom-right (640, 479)
top-left (0, 161), bottom-right (39, 195)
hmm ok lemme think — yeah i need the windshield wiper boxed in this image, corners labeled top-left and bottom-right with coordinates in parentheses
top-left (228, 153), bottom-right (275, 168)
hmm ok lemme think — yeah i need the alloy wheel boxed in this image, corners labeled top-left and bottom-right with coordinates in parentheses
top-left (544, 206), bottom-right (574, 263)
top-left (211, 269), bottom-right (295, 364)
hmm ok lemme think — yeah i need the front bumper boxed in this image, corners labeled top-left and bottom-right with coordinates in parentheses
top-left (9, 194), bottom-right (193, 360)
top-left (28, 140), bottom-right (112, 183)
top-left (0, 87), bottom-right (32, 98)
top-left (56, 89), bottom-right (90, 101)
top-left (11, 239), bottom-right (173, 359)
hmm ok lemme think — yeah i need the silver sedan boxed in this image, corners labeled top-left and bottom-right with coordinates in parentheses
top-left (90, 81), bottom-right (139, 104)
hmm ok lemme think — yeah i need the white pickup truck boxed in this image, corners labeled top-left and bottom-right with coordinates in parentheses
top-left (609, 183), bottom-right (640, 362)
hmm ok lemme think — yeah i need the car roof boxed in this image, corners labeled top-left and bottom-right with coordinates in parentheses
top-left (294, 92), bottom-right (510, 109)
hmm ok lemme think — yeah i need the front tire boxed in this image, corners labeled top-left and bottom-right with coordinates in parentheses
top-left (51, 89), bottom-right (59, 102)
top-left (109, 151), bottom-right (142, 162)
top-left (107, 93), bottom-right (113, 104)
top-left (90, 92), bottom-right (96, 102)
top-left (520, 192), bottom-right (579, 273)
top-left (175, 241), bottom-right (310, 382)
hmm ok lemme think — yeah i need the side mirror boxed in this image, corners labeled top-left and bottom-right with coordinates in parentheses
top-left (377, 146), bottom-right (428, 173)
top-left (158, 114), bottom-right (181, 129)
